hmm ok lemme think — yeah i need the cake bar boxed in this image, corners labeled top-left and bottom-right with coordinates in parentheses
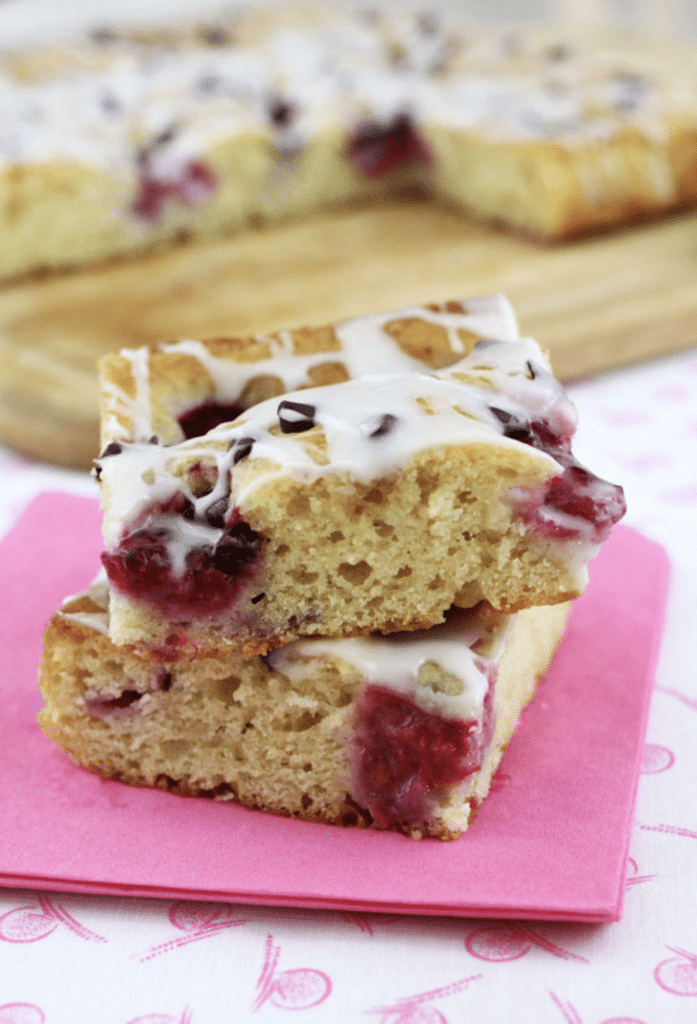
top-left (38, 578), bottom-right (569, 840)
top-left (95, 308), bottom-right (625, 659)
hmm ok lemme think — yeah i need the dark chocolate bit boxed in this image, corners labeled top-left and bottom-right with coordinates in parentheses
top-left (212, 522), bottom-right (261, 576)
top-left (180, 497), bottom-right (196, 521)
top-left (251, 592), bottom-right (265, 604)
top-left (266, 96), bottom-right (303, 159)
top-left (267, 95), bottom-right (295, 128)
top-left (94, 440), bottom-right (126, 480)
top-left (525, 360), bottom-right (537, 379)
top-left (148, 435), bottom-right (160, 445)
top-left (368, 413), bottom-right (398, 440)
top-left (198, 24), bottom-right (230, 47)
top-left (92, 442), bottom-right (127, 481)
top-left (99, 442), bottom-right (123, 459)
top-left (417, 11), bottom-right (439, 36)
top-left (387, 41), bottom-right (408, 70)
top-left (489, 407), bottom-right (534, 443)
top-left (136, 128), bottom-right (178, 173)
top-left (489, 406), bottom-right (518, 428)
top-left (90, 27), bottom-right (117, 46)
top-left (205, 496), bottom-right (229, 528)
top-left (197, 74), bottom-right (221, 93)
top-left (278, 400), bottom-right (316, 434)
top-left (545, 42), bottom-right (573, 62)
top-left (232, 436), bottom-right (255, 465)
top-left (135, 137), bottom-right (165, 172)
top-left (152, 125), bottom-right (177, 149)
top-left (100, 92), bottom-right (122, 115)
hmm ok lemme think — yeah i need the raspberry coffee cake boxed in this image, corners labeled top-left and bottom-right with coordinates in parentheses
top-left (1, 6), bottom-right (696, 279)
top-left (38, 294), bottom-right (624, 838)
top-left (95, 300), bottom-right (625, 660)
top-left (38, 578), bottom-right (569, 840)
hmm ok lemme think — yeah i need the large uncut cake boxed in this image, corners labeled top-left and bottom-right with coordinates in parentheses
top-left (2, 5), bottom-right (696, 279)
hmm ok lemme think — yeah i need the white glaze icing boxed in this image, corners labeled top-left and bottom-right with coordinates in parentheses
top-left (60, 574), bottom-right (111, 636)
top-left (0, 8), bottom-right (687, 178)
top-left (104, 295), bottom-right (523, 442)
top-left (269, 610), bottom-right (507, 723)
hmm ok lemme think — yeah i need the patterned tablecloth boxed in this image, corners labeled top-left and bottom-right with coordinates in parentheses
top-left (0, 344), bottom-right (696, 1024)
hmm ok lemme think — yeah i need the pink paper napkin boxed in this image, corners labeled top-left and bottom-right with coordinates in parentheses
top-left (0, 493), bottom-right (669, 922)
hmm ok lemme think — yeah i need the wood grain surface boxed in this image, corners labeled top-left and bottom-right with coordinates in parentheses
top-left (1, 196), bottom-right (697, 470)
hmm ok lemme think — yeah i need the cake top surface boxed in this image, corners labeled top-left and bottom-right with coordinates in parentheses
top-left (99, 295), bottom-right (521, 445)
top-left (96, 322), bottom-right (580, 551)
top-left (1, 5), bottom-right (693, 172)
top-left (96, 297), bottom-right (627, 584)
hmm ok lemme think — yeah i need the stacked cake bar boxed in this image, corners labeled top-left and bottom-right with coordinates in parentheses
top-left (38, 297), bottom-right (626, 838)
top-left (2, 5), bottom-right (697, 279)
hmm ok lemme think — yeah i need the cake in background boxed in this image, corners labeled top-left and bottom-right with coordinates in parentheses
top-left (1, 3), bottom-right (695, 278)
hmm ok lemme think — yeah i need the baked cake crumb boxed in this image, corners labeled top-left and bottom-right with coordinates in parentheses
top-left (38, 579), bottom-right (569, 839)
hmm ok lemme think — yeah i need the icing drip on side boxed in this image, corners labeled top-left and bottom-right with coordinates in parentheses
top-left (269, 609), bottom-right (508, 723)
top-left (102, 346), bottom-right (153, 442)
top-left (60, 574), bottom-right (110, 636)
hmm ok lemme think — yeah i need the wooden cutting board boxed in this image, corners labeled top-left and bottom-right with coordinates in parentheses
top-left (1, 196), bottom-right (697, 470)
